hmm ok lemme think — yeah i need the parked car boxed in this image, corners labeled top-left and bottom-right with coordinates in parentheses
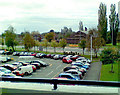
top-left (29, 60), bottom-right (49, 67)
top-left (39, 53), bottom-right (46, 58)
top-left (0, 55), bottom-right (8, 63)
top-left (76, 57), bottom-right (91, 63)
top-left (30, 63), bottom-right (41, 69)
top-left (59, 55), bottom-right (66, 60)
top-left (50, 54), bottom-right (55, 59)
top-left (62, 57), bottom-right (72, 64)
top-left (66, 55), bottom-right (73, 59)
top-left (19, 52), bottom-right (25, 56)
top-left (65, 69), bottom-right (83, 79)
top-left (35, 53), bottom-right (41, 58)
top-left (63, 66), bottom-right (85, 75)
top-left (14, 65), bottom-right (33, 75)
top-left (58, 73), bottom-right (80, 80)
top-left (0, 73), bottom-right (22, 78)
top-left (13, 52), bottom-right (20, 56)
top-left (53, 55), bottom-right (61, 60)
top-left (0, 67), bottom-right (11, 74)
top-left (30, 52), bottom-right (37, 56)
top-left (46, 54), bottom-right (51, 58)
top-left (70, 55), bottom-right (79, 61)
top-left (1, 64), bottom-right (17, 71)
top-left (75, 61), bottom-right (90, 67)
top-left (71, 65), bottom-right (86, 75)
top-left (71, 62), bottom-right (89, 70)
top-left (12, 62), bottom-right (23, 68)
top-left (17, 61), bottom-right (37, 72)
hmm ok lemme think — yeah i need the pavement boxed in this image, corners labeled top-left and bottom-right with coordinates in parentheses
top-left (83, 62), bottom-right (102, 81)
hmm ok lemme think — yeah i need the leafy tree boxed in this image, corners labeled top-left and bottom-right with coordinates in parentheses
top-left (100, 47), bottom-right (119, 73)
top-left (45, 30), bottom-right (55, 42)
top-left (4, 26), bottom-right (16, 51)
top-left (86, 28), bottom-right (105, 58)
top-left (109, 4), bottom-right (119, 45)
top-left (23, 33), bottom-right (34, 51)
top-left (106, 31), bottom-right (112, 44)
top-left (117, 32), bottom-right (120, 43)
top-left (98, 2), bottom-right (107, 42)
top-left (51, 40), bottom-right (58, 53)
top-left (41, 39), bottom-right (49, 52)
top-left (59, 39), bottom-right (67, 52)
top-left (78, 39), bottom-right (86, 55)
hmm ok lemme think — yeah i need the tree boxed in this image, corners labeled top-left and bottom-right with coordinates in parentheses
top-left (98, 2), bottom-right (107, 42)
top-left (78, 39), bottom-right (86, 55)
top-left (45, 30), bottom-right (55, 42)
top-left (4, 26), bottom-right (16, 51)
top-left (86, 28), bottom-right (105, 58)
top-left (100, 47), bottom-right (119, 73)
top-left (23, 33), bottom-right (34, 51)
top-left (117, 32), bottom-right (120, 43)
top-left (109, 4), bottom-right (119, 45)
top-left (51, 40), bottom-right (58, 53)
top-left (79, 21), bottom-right (83, 31)
top-left (41, 39), bottom-right (49, 52)
top-left (59, 39), bottom-right (67, 53)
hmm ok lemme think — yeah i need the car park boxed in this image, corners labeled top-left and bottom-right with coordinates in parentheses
top-left (71, 62), bottom-right (89, 70)
top-left (70, 55), bottom-right (79, 61)
top-left (63, 66), bottom-right (85, 75)
top-left (75, 61), bottom-right (90, 67)
top-left (62, 57), bottom-right (72, 64)
top-left (14, 65), bottom-right (33, 75)
top-left (58, 73), bottom-right (80, 80)
top-left (53, 55), bottom-right (60, 60)
top-left (0, 67), bottom-right (11, 74)
top-left (12, 62), bottom-right (23, 68)
top-left (29, 60), bottom-right (49, 67)
top-left (0, 73), bottom-right (22, 78)
top-left (1, 64), bottom-right (17, 71)
top-left (35, 53), bottom-right (41, 58)
top-left (13, 52), bottom-right (20, 56)
top-left (65, 69), bottom-right (83, 79)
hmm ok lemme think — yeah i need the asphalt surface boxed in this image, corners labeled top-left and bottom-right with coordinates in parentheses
top-left (83, 62), bottom-right (102, 81)
top-left (0, 55), bottom-right (102, 81)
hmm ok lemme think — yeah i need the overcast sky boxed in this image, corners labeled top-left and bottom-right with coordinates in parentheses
top-left (0, 0), bottom-right (119, 34)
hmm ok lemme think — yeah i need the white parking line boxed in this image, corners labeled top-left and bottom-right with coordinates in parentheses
top-left (47, 71), bottom-right (53, 76)
top-left (56, 64), bottom-right (61, 70)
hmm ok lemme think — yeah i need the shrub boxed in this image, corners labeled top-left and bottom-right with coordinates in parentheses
top-left (100, 47), bottom-right (119, 65)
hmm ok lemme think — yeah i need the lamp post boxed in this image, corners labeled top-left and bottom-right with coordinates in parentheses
top-left (91, 35), bottom-right (92, 61)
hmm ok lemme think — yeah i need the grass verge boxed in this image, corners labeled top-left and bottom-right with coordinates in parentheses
top-left (100, 61), bottom-right (119, 81)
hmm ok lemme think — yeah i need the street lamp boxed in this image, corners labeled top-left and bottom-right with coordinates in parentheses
top-left (91, 35), bottom-right (92, 61)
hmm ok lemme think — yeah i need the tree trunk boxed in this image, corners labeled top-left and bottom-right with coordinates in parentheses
top-left (46, 47), bottom-right (47, 53)
top-left (83, 48), bottom-right (84, 55)
top-left (11, 46), bottom-right (15, 52)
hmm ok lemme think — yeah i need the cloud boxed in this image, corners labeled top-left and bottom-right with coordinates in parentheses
top-left (0, 0), bottom-right (119, 34)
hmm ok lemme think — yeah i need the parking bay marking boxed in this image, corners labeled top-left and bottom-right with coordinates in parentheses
top-left (47, 71), bottom-right (53, 76)
top-left (52, 64), bottom-right (70, 78)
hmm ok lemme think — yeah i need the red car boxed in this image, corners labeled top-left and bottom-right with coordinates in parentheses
top-left (62, 57), bottom-right (72, 64)
top-left (70, 55), bottom-right (79, 61)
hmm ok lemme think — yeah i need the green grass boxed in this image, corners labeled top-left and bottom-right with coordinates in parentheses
top-left (100, 61), bottom-right (119, 81)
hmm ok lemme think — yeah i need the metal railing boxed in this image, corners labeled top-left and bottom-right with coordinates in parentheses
top-left (1, 77), bottom-right (120, 90)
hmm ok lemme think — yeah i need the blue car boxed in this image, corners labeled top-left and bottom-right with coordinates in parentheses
top-left (0, 67), bottom-right (11, 74)
top-left (71, 62), bottom-right (89, 70)
top-left (58, 73), bottom-right (80, 80)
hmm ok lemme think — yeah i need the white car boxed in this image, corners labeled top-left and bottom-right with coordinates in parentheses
top-left (76, 60), bottom-right (90, 66)
top-left (0, 73), bottom-right (22, 78)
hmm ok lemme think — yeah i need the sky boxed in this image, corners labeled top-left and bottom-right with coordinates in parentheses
top-left (0, 0), bottom-right (119, 34)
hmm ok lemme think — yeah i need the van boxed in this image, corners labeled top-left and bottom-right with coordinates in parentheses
top-left (16, 66), bottom-right (33, 75)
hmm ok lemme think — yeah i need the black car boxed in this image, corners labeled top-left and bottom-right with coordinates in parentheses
top-left (29, 60), bottom-right (49, 67)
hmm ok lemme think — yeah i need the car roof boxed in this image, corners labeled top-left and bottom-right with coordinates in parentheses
top-left (66, 69), bottom-right (78, 72)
